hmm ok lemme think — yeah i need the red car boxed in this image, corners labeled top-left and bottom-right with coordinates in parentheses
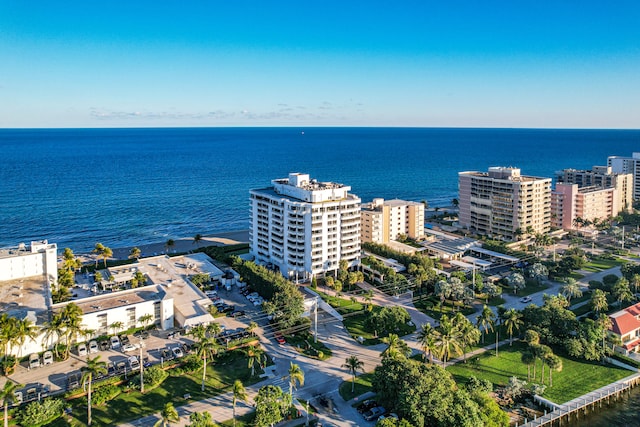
top-left (274, 333), bottom-right (286, 345)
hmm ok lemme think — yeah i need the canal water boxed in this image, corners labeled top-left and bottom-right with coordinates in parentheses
top-left (565, 386), bottom-right (640, 426)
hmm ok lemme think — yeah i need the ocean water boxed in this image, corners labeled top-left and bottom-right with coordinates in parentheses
top-left (1, 127), bottom-right (639, 252)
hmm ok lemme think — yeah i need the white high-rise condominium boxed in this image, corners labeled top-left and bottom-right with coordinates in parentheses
top-left (250, 173), bottom-right (361, 281)
top-left (608, 153), bottom-right (640, 200)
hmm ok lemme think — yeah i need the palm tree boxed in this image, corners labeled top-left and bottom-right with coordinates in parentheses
top-left (246, 321), bottom-right (258, 336)
top-left (12, 318), bottom-right (37, 358)
top-left (246, 345), bottom-right (266, 377)
top-left (435, 315), bottom-right (463, 366)
top-left (632, 274), bottom-right (640, 296)
top-left (416, 323), bottom-right (437, 364)
top-left (547, 354), bottom-right (562, 387)
top-left (93, 243), bottom-right (112, 268)
top-left (128, 247), bottom-right (141, 261)
top-left (193, 234), bottom-right (203, 248)
top-left (0, 381), bottom-right (19, 427)
top-left (560, 279), bottom-right (583, 304)
top-left (502, 308), bottom-right (523, 346)
top-left (206, 322), bottom-right (222, 338)
top-left (62, 247), bottom-right (82, 272)
top-left (453, 312), bottom-right (481, 362)
top-left (521, 351), bottom-right (535, 381)
top-left (591, 289), bottom-right (609, 315)
top-left (287, 362), bottom-right (305, 401)
top-left (61, 303), bottom-right (83, 359)
top-left (82, 355), bottom-right (107, 426)
top-left (110, 321), bottom-right (124, 336)
top-left (380, 333), bottom-right (411, 359)
top-left (155, 402), bottom-right (179, 427)
top-left (42, 313), bottom-right (66, 358)
top-left (232, 379), bottom-right (248, 427)
top-left (363, 290), bottom-right (374, 312)
top-left (476, 305), bottom-right (495, 344)
top-left (138, 313), bottom-right (154, 330)
top-left (195, 337), bottom-right (219, 391)
top-left (165, 239), bottom-right (175, 254)
top-left (342, 355), bottom-right (365, 393)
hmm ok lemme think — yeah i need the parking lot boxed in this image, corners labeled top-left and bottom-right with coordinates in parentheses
top-left (6, 283), bottom-right (265, 406)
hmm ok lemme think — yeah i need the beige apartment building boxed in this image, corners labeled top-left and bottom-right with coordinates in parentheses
top-left (361, 198), bottom-right (425, 243)
top-left (458, 167), bottom-right (551, 240)
top-left (556, 166), bottom-right (633, 214)
top-left (250, 173), bottom-right (361, 281)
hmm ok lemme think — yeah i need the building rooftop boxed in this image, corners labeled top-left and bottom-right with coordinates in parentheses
top-left (610, 309), bottom-right (640, 336)
top-left (68, 285), bottom-right (167, 315)
top-left (0, 276), bottom-right (49, 324)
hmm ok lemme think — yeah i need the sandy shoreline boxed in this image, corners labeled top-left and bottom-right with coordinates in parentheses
top-left (81, 229), bottom-right (250, 262)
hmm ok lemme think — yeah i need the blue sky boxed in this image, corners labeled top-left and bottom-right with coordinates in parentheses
top-left (1, 1), bottom-right (639, 128)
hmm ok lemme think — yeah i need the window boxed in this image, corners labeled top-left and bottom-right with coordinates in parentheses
top-left (126, 307), bottom-right (136, 328)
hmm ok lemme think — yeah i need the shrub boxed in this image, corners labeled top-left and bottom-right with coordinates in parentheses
top-left (19, 398), bottom-right (65, 426)
top-left (169, 354), bottom-right (202, 375)
top-left (130, 366), bottom-right (169, 390)
top-left (92, 384), bottom-right (121, 406)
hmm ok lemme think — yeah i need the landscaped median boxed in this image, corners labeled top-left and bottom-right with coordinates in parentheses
top-left (315, 290), bottom-right (416, 345)
top-left (446, 341), bottom-right (632, 404)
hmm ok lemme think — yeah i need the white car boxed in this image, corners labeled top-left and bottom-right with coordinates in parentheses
top-left (128, 355), bottom-right (140, 370)
top-left (43, 350), bottom-right (54, 365)
top-left (89, 340), bottom-right (99, 354)
top-left (29, 353), bottom-right (40, 369)
top-left (122, 343), bottom-right (138, 353)
top-left (77, 343), bottom-right (88, 357)
top-left (520, 296), bottom-right (533, 303)
top-left (110, 335), bottom-right (121, 350)
top-left (172, 347), bottom-right (184, 358)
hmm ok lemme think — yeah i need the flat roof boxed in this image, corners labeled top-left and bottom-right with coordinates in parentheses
top-left (423, 237), bottom-right (479, 256)
top-left (67, 285), bottom-right (167, 315)
top-left (468, 247), bottom-right (520, 262)
top-left (0, 276), bottom-right (49, 324)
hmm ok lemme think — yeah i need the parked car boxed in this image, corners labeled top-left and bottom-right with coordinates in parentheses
top-left (89, 340), bottom-right (99, 354)
top-left (119, 334), bottom-right (130, 346)
top-left (134, 330), bottom-right (149, 340)
top-left (100, 340), bottom-right (110, 351)
top-left (520, 296), bottom-right (533, 303)
top-left (28, 353), bottom-right (40, 369)
top-left (274, 333), bottom-right (286, 345)
top-left (221, 305), bottom-right (235, 313)
top-left (172, 347), bottom-right (184, 358)
top-left (128, 355), bottom-right (140, 370)
top-left (229, 310), bottom-right (246, 318)
top-left (13, 391), bottom-right (23, 406)
top-left (115, 360), bottom-right (127, 373)
top-left (357, 400), bottom-right (378, 413)
top-left (122, 343), bottom-right (138, 353)
top-left (77, 343), bottom-right (88, 357)
top-left (160, 348), bottom-right (172, 361)
top-left (42, 350), bottom-right (54, 365)
top-left (364, 406), bottom-right (386, 421)
top-left (110, 335), bottom-right (121, 350)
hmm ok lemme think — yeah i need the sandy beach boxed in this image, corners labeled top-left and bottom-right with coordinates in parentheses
top-left (83, 229), bottom-right (250, 262)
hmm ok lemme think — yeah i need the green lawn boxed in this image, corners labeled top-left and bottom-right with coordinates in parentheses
top-left (338, 372), bottom-right (374, 401)
top-left (413, 296), bottom-right (476, 321)
top-left (55, 350), bottom-right (263, 426)
top-left (446, 341), bottom-right (631, 404)
top-left (515, 281), bottom-right (550, 297)
top-left (582, 258), bottom-right (624, 272)
top-left (317, 291), bottom-right (415, 345)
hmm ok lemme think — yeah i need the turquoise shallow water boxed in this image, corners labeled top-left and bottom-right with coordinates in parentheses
top-left (1, 127), bottom-right (639, 252)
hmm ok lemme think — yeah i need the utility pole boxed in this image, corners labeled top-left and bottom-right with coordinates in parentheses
top-left (139, 337), bottom-right (144, 393)
top-left (622, 226), bottom-right (626, 250)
